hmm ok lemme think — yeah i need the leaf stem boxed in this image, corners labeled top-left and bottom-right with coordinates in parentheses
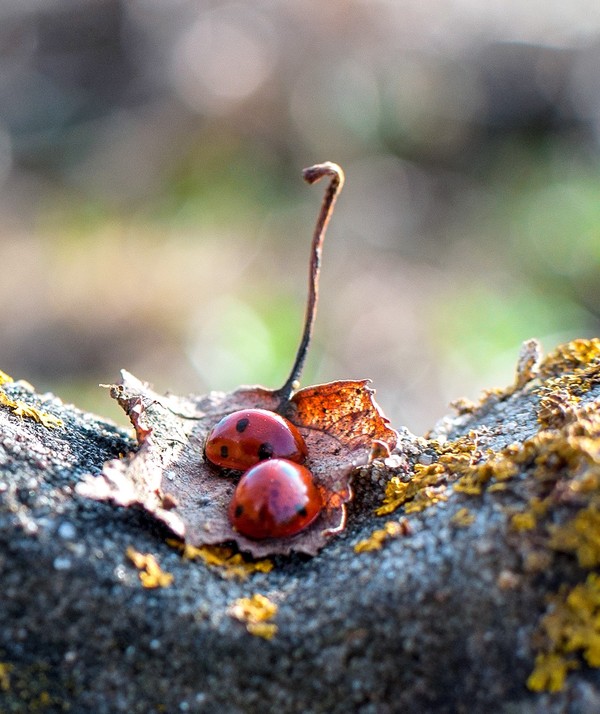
top-left (276, 162), bottom-right (345, 406)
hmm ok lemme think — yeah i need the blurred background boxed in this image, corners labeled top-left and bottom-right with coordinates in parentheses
top-left (1, 0), bottom-right (600, 435)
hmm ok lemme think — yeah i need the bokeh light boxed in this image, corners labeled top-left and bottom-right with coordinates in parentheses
top-left (1, 0), bottom-right (600, 434)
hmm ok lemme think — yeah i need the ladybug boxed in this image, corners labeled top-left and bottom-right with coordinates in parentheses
top-left (204, 408), bottom-right (307, 471)
top-left (229, 458), bottom-right (323, 539)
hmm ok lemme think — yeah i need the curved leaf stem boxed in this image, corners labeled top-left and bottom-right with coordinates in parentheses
top-left (276, 162), bottom-right (345, 407)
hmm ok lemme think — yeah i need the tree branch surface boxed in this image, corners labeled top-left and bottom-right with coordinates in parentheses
top-left (1, 339), bottom-right (600, 713)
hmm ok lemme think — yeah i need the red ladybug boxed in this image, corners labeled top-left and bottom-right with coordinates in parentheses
top-left (228, 458), bottom-right (323, 539)
top-left (204, 408), bottom-right (307, 471)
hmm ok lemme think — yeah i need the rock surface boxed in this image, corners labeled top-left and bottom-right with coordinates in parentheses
top-left (1, 340), bottom-right (600, 713)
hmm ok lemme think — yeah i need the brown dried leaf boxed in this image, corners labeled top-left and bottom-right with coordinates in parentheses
top-left (77, 371), bottom-right (397, 557)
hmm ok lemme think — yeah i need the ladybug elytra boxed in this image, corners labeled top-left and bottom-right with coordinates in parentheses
top-left (204, 408), bottom-right (307, 471)
top-left (228, 458), bottom-right (323, 539)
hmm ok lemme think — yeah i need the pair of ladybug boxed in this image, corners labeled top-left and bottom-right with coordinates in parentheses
top-left (203, 162), bottom-right (345, 541)
top-left (204, 409), bottom-right (322, 539)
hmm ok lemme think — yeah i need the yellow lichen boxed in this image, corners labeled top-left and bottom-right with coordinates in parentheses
top-left (538, 338), bottom-right (600, 378)
top-left (474, 448), bottom-right (521, 482)
top-left (445, 338), bottom-right (600, 428)
top-left (523, 390), bottom-right (600, 690)
top-left (450, 507), bottom-right (475, 527)
top-left (529, 497), bottom-right (551, 518)
top-left (373, 339), bottom-right (600, 695)
top-left (510, 511), bottom-right (537, 532)
top-left (449, 439), bottom-right (517, 494)
top-left (452, 473), bottom-right (484, 496)
top-left (354, 520), bottom-right (407, 552)
top-left (167, 539), bottom-right (273, 579)
top-left (548, 505), bottom-right (600, 568)
top-left (10, 400), bottom-right (64, 428)
top-left (527, 652), bottom-right (574, 693)
top-left (126, 547), bottom-right (174, 589)
top-left (376, 431), bottom-right (520, 515)
top-left (403, 486), bottom-right (448, 513)
top-left (375, 435), bottom-right (480, 516)
top-left (0, 662), bottom-right (12, 691)
top-left (533, 340), bottom-right (600, 430)
top-left (537, 388), bottom-right (580, 430)
top-left (528, 573), bottom-right (600, 691)
top-left (0, 372), bottom-right (63, 429)
top-left (529, 412), bottom-right (600, 495)
top-left (375, 464), bottom-right (443, 516)
top-left (507, 498), bottom-right (552, 536)
top-left (246, 622), bottom-right (278, 639)
top-left (437, 432), bottom-right (483, 474)
top-left (229, 593), bottom-right (278, 639)
top-left (374, 477), bottom-right (409, 516)
top-left (377, 341), bottom-right (600, 523)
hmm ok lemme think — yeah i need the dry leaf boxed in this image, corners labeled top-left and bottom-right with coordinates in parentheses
top-left (77, 371), bottom-right (397, 556)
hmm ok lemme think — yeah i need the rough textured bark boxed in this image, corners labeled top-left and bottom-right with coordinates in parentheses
top-left (1, 339), bottom-right (600, 713)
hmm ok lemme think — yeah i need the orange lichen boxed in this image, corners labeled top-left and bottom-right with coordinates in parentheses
top-left (354, 520), bottom-right (408, 552)
top-left (126, 547), bottom-right (174, 589)
top-left (229, 593), bottom-right (278, 640)
top-left (167, 539), bottom-right (273, 579)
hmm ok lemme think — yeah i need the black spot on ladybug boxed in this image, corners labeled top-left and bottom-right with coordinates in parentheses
top-left (236, 417), bottom-right (250, 433)
top-left (296, 505), bottom-right (308, 517)
top-left (220, 445), bottom-right (229, 458)
top-left (235, 504), bottom-right (244, 518)
top-left (258, 442), bottom-right (274, 460)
